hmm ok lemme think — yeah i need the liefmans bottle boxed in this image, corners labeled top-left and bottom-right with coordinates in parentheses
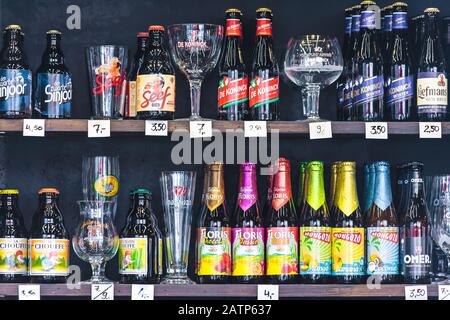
top-left (197, 162), bottom-right (231, 284)
top-left (363, 163), bottom-right (376, 216)
top-left (411, 14), bottom-right (425, 69)
top-left (35, 30), bottom-right (72, 118)
top-left (299, 161), bottom-right (331, 284)
top-left (119, 189), bottom-right (163, 284)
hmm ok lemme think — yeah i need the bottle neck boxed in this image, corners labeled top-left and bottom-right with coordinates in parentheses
top-left (3, 195), bottom-right (18, 209)
top-left (425, 16), bottom-right (439, 39)
top-left (225, 17), bottom-right (242, 38)
top-left (363, 169), bottom-right (375, 212)
top-left (335, 169), bottom-right (359, 216)
top-left (133, 196), bottom-right (151, 210)
top-left (138, 37), bottom-right (149, 52)
top-left (410, 170), bottom-right (425, 198)
top-left (149, 31), bottom-right (164, 48)
top-left (360, 9), bottom-right (377, 31)
top-left (47, 34), bottom-right (61, 50)
top-left (39, 195), bottom-right (57, 207)
top-left (391, 11), bottom-right (408, 36)
top-left (306, 168), bottom-right (325, 210)
top-left (206, 168), bottom-right (226, 211)
top-left (256, 17), bottom-right (273, 38)
top-left (373, 168), bottom-right (393, 210)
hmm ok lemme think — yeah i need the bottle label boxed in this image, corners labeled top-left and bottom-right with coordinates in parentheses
top-left (271, 182), bottom-right (291, 211)
top-left (402, 236), bottom-right (431, 277)
top-left (206, 186), bottom-right (225, 212)
top-left (118, 238), bottom-right (148, 275)
top-left (386, 76), bottom-right (414, 105)
top-left (345, 17), bottom-right (352, 35)
top-left (392, 12), bottom-right (407, 29)
top-left (360, 11), bottom-right (376, 29)
top-left (35, 73), bottom-right (72, 118)
top-left (0, 69), bottom-right (32, 114)
top-left (197, 227), bottom-right (231, 276)
top-left (29, 239), bottom-right (69, 276)
top-left (343, 79), bottom-right (353, 108)
top-left (249, 76), bottom-right (279, 109)
top-left (266, 227), bottom-right (298, 275)
top-left (300, 227), bottom-right (331, 275)
top-left (237, 188), bottom-right (257, 212)
top-left (417, 72), bottom-right (448, 110)
top-left (226, 19), bottom-right (242, 37)
top-left (0, 238), bottom-right (28, 275)
top-left (218, 77), bottom-right (248, 109)
top-left (92, 58), bottom-right (126, 96)
top-left (351, 15), bottom-right (361, 33)
top-left (94, 175), bottom-right (119, 198)
top-left (128, 80), bottom-right (137, 117)
top-left (367, 227), bottom-right (399, 275)
top-left (136, 74), bottom-right (175, 112)
top-left (231, 228), bottom-right (264, 276)
top-left (353, 75), bottom-right (384, 105)
top-left (256, 18), bottom-right (272, 36)
top-left (331, 228), bottom-right (365, 276)
top-left (383, 15), bottom-right (393, 32)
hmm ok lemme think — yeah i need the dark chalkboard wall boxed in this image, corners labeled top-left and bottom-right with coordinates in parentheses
top-left (1, 0), bottom-right (450, 281)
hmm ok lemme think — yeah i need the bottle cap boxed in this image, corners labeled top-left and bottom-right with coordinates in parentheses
top-left (226, 8), bottom-right (242, 14)
top-left (392, 2), bottom-right (407, 7)
top-left (47, 29), bottom-right (62, 35)
top-left (308, 161), bottom-right (323, 170)
top-left (339, 162), bottom-right (356, 171)
top-left (240, 162), bottom-right (256, 172)
top-left (275, 158), bottom-right (290, 172)
top-left (256, 7), bottom-right (272, 13)
top-left (149, 25), bottom-right (165, 31)
top-left (38, 188), bottom-right (60, 195)
top-left (133, 188), bottom-right (151, 195)
top-left (0, 189), bottom-right (19, 195)
top-left (360, 1), bottom-right (377, 5)
top-left (351, 4), bottom-right (361, 10)
top-left (424, 7), bottom-right (440, 14)
top-left (137, 32), bottom-right (148, 38)
top-left (208, 161), bottom-right (225, 171)
top-left (5, 24), bottom-right (21, 31)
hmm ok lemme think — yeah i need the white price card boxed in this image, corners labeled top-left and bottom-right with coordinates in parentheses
top-left (365, 122), bottom-right (388, 139)
top-left (419, 122), bottom-right (442, 139)
top-left (438, 285), bottom-right (450, 300)
top-left (190, 121), bottom-right (212, 138)
top-left (244, 121), bottom-right (267, 137)
top-left (23, 119), bottom-right (45, 137)
top-left (309, 121), bottom-right (332, 140)
top-left (405, 285), bottom-right (428, 300)
top-left (132, 284), bottom-right (155, 301)
top-left (91, 283), bottom-right (114, 301)
top-left (145, 120), bottom-right (168, 136)
top-left (88, 120), bottom-right (111, 138)
top-left (18, 285), bottom-right (40, 300)
top-left (257, 285), bottom-right (279, 301)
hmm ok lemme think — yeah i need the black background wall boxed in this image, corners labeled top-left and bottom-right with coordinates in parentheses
top-left (0, 0), bottom-right (449, 281)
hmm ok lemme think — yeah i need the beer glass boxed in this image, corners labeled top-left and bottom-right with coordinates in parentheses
top-left (86, 45), bottom-right (128, 119)
top-left (160, 171), bottom-right (196, 284)
top-left (167, 24), bottom-right (223, 120)
top-left (73, 201), bottom-right (119, 283)
top-left (284, 35), bottom-right (343, 121)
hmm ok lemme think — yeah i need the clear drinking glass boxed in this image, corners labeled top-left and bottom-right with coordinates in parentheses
top-left (86, 45), bottom-right (128, 119)
top-left (160, 171), bottom-right (196, 284)
top-left (167, 24), bottom-right (223, 120)
top-left (73, 201), bottom-right (119, 283)
top-left (284, 35), bottom-right (343, 121)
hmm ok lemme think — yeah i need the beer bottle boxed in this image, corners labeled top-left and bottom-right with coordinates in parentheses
top-left (366, 162), bottom-right (399, 283)
top-left (363, 163), bottom-right (375, 215)
top-left (296, 161), bottom-right (309, 211)
top-left (35, 30), bottom-right (72, 119)
top-left (29, 189), bottom-right (69, 283)
top-left (331, 162), bottom-right (365, 284)
top-left (396, 163), bottom-right (410, 220)
top-left (329, 162), bottom-right (341, 209)
top-left (299, 161), bottom-right (331, 283)
top-left (400, 162), bottom-right (432, 284)
top-left (197, 162), bottom-right (231, 284)
top-left (0, 25), bottom-right (32, 119)
top-left (126, 32), bottom-right (149, 118)
top-left (218, 9), bottom-right (249, 121)
top-left (411, 14), bottom-right (425, 69)
top-left (381, 5), bottom-right (393, 57)
top-left (119, 189), bottom-right (163, 284)
top-left (232, 163), bottom-right (264, 284)
top-left (353, 1), bottom-right (384, 121)
top-left (417, 8), bottom-right (448, 121)
top-left (0, 190), bottom-right (28, 283)
top-left (136, 25), bottom-right (175, 120)
top-left (250, 8), bottom-right (280, 120)
top-left (266, 158), bottom-right (298, 284)
top-left (262, 166), bottom-right (274, 227)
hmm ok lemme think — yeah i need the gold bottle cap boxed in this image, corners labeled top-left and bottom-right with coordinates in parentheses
top-left (0, 189), bottom-right (19, 195)
top-left (351, 4), bottom-right (361, 10)
top-left (38, 188), bottom-right (60, 195)
top-left (424, 7), bottom-right (440, 14)
top-left (47, 29), bottom-right (61, 35)
top-left (256, 7), bottom-right (272, 13)
top-left (392, 2), bottom-right (408, 7)
top-left (5, 24), bottom-right (21, 30)
top-left (339, 162), bottom-right (356, 171)
top-left (360, 1), bottom-right (377, 6)
top-left (226, 8), bottom-right (242, 14)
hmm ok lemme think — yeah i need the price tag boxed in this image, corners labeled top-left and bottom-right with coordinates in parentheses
top-left (365, 122), bottom-right (388, 139)
top-left (88, 120), bottom-right (111, 138)
top-left (309, 121), bottom-right (332, 140)
top-left (419, 122), bottom-right (442, 139)
top-left (190, 121), bottom-right (212, 138)
top-left (244, 121), bottom-right (267, 137)
top-left (257, 285), bottom-right (279, 301)
top-left (145, 120), bottom-right (168, 136)
top-left (23, 119), bottom-right (45, 137)
top-left (439, 285), bottom-right (450, 300)
top-left (132, 284), bottom-right (155, 301)
top-left (405, 285), bottom-right (428, 300)
top-left (18, 285), bottom-right (40, 300)
top-left (91, 283), bottom-right (114, 301)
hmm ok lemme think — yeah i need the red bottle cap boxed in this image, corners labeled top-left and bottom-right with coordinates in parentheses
top-left (149, 25), bottom-right (165, 31)
top-left (38, 188), bottom-right (60, 195)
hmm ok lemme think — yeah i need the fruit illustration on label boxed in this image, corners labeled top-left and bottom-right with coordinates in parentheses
top-left (94, 175), bottom-right (119, 197)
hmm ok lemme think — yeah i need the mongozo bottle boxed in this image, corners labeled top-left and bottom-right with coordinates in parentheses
top-left (0, 190), bottom-right (28, 283)
top-left (196, 162), bottom-right (231, 284)
top-left (35, 30), bottom-right (72, 119)
top-left (232, 163), bottom-right (264, 283)
top-left (266, 158), bottom-right (298, 284)
top-left (136, 25), bottom-right (175, 120)
top-left (29, 189), bottom-right (69, 283)
top-left (417, 8), bottom-right (448, 121)
top-left (250, 8), bottom-right (280, 121)
top-left (119, 189), bottom-right (163, 284)
top-left (218, 9), bottom-right (249, 121)
top-left (0, 25), bottom-right (32, 118)
top-left (329, 161), bottom-right (341, 209)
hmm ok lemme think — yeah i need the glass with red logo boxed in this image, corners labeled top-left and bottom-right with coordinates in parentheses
top-left (86, 45), bottom-right (128, 119)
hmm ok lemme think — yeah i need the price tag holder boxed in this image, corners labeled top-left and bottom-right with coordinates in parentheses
top-left (18, 285), bottom-right (40, 300)
top-left (91, 283), bottom-right (114, 301)
top-left (365, 122), bottom-right (388, 139)
top-left (257, 285), bottom-right (279, 301)
top-left (190, 121), bottom-right (212, 139)
top-left (419, 122), bottom-right (442, 139)
top-left (23, 119), bottom-right (45, 137)
top-left (309, 121), bottom-right (332, 140)
top-left (132, 284), bottom-right (155, 301)
top-left (145, 120), bottom-right (168, 136)
top-left (88, 120), bottom-right (111, 138)
top-left (438, 285), bottom-right (450, 300)
top-left (405, 285), bottom-right (428, 300)
top-left (244, 121), bottom-right (267, 137)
